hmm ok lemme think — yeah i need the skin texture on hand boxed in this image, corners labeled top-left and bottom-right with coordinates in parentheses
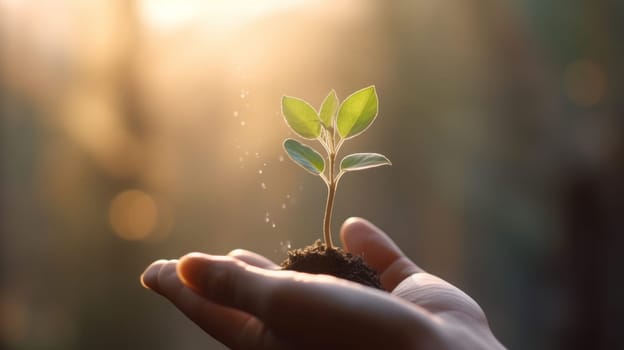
top-left (141, 218), bottom-right (506, 350)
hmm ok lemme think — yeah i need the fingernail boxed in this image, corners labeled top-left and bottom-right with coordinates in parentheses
top-left (140, 274), bottom-right (151, 289)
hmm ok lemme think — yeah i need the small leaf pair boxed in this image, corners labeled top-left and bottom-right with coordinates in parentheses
top-left (282, 86), bottom-right (390, 178)
top-left (280, 86), bottom-right (391, 249)
top-left (282, 86), bottom-right (378, 139)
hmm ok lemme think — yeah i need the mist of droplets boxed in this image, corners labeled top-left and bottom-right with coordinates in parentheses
top-left (228, 89), bottom-right (304, 235)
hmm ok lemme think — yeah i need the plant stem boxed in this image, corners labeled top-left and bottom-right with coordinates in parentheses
top-left (323, 152), bottom-right (336, 249)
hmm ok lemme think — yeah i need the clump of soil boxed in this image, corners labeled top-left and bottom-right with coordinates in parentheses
top-left (280, 240), bottom-right (383, 290)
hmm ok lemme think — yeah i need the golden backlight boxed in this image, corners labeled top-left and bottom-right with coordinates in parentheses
top-left (2, 1), bottom-right (619, 349)
top-left (138, 0), bottom-right (309, 31)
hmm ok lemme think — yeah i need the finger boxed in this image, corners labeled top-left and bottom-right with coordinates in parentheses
top-left (141, 259), bottom-right (168, 290)
top-left (227, 249), bottom-right (279, 269)
top-left (178, 253), bottom-right (434, 349)
top-left (141, 259), bottom-right (286, 349)
top-left (340, 217), bottom-right (423, 291)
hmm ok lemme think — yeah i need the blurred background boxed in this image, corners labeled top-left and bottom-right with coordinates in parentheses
top-left (1, 0), bottom-right (622, 349)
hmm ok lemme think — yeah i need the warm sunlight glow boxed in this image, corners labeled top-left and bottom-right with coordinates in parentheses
top-left (137, 0), bottom-right (308, 32)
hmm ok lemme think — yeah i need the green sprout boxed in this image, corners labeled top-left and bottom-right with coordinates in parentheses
top-left (281, 86), bottom-right (391, 249)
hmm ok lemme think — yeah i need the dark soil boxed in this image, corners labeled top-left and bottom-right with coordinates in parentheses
top-left (280, 240), bottom-right (383, 289)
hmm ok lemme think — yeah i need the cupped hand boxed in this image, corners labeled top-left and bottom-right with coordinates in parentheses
top-left (141, 218), bottom-right (505, 349)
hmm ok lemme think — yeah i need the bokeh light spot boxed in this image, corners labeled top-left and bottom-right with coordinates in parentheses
top-left (109, 189), bottom-right (158, 241)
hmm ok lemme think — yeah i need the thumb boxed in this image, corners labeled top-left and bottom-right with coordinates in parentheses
top-left (340, 217), bottom-right (422, 291)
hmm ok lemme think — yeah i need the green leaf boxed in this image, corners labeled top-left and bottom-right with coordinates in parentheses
top-left (281, 96), bottom-right (321, 139)
top-left (319, 89), bottom-right (338, 128)
top-left (336, 86), bottom-right (378, 139)
top-left (340, 153), bottom-right (391, 172)
top-left (283, 139), bottom-right (325, 175)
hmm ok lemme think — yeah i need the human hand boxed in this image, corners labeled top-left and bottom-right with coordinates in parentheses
top-left (141, 218), bottom-right (505, 349)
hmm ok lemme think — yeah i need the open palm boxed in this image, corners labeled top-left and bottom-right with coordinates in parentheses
top-left (141, 218), bottom-right (505, 349)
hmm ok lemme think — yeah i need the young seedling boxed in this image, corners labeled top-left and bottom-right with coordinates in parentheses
top-left (282, 86), bottom-right (391, 249)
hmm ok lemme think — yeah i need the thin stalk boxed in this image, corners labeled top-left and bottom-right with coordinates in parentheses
top-left (323, 152), bottom-right (337, 249)
top-left (335, 138), bottom-right (345, 154)
top-left (318, 128), bottom-right (332, 155)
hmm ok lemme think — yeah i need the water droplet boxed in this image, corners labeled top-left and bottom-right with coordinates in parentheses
top-left (255, 152), bottom-right (260, 158)
top-left (278, 155), bottom-right (284, 162)
top-left (281, 203), bottom-right (286, 209)
top-left (261, 182), bottom-right (267, 190)
top-left (271, 223), bottom-right (276, 228)
top-left (280, 240), bottom-right (291, 252)
top-left (258, 169), bottom-right (263, 174)
top-left (233, 111), bottom-right (239, 117)
top-left (286, 194), bottom-right (291, 199)
top-left (240, 121), bottom-right (246, 126)
top-left (265, 217), bottom-right (270, 223)
top-left (263, 162), bottom-right (267, 167)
